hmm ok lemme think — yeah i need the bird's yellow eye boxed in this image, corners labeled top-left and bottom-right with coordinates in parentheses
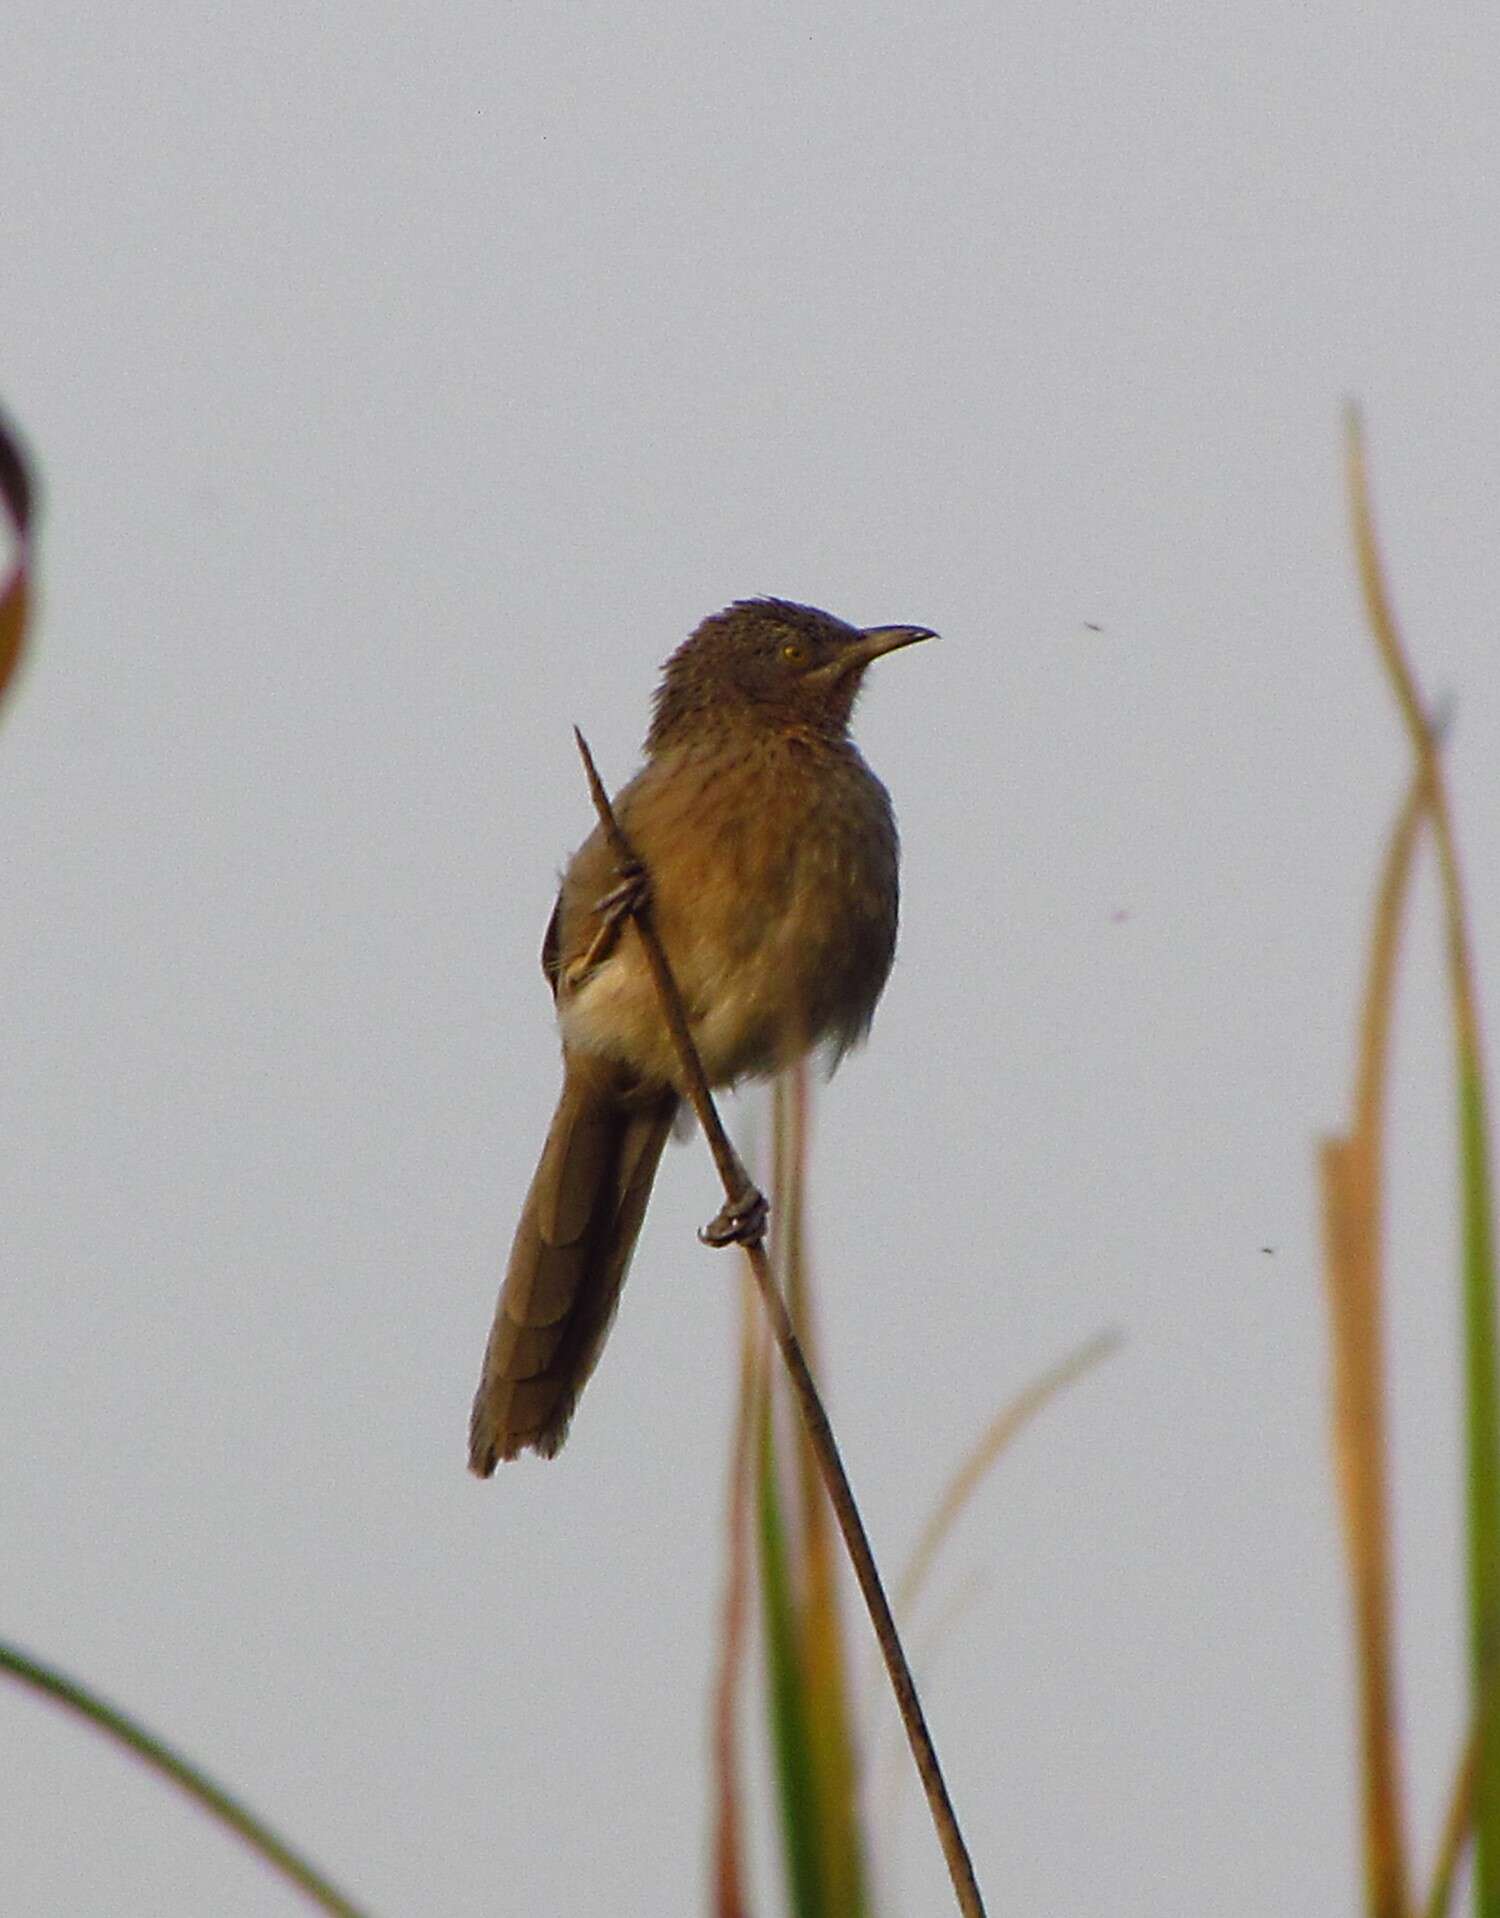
top-left (781, 642), bottom-right (807, 665)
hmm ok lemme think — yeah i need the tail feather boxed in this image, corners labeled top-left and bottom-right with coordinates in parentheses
top-left (469, 1060), bottom-right (677, 1471)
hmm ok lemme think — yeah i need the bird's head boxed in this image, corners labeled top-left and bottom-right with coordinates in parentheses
top-left (647, 598), bottom-right (935, 750)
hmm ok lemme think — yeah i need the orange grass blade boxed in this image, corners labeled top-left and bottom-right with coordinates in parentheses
top-left (1347, 409), bottom-right (1500, 1915)
top-left (1319, 765), bottom-right (1426, 1918)
top-left (712, 1272), bottom-right (762, 1918)
top-left (1321, 1135), bottom-right (1411, 1918)
top-left (0, 409), bottom-right (35, 711)
top-left (1426, 1722), bottom-right (1480, 1918)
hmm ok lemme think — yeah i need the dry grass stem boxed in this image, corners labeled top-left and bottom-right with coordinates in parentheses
top-left (1346, 408), bottom-right (1480, 1058)
top-left (1346, 409), bottom-right (1500, 1909)
top-left (1424, 1720), bottom-right (1478, 1918)
top-left (711, 1275), bottom-right (761, 1918)
top-left (895, 1329), bottom-right (1122, 1629)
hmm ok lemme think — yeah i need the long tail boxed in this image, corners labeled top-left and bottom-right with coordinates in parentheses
top-left (469, 1057), bottom-right (678, 1471)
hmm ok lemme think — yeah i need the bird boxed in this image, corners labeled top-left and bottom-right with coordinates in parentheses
top-left (469, 597), bottom-right (934, 1472)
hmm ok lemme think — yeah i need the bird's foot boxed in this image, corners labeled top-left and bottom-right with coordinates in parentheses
top-left (569, 860), bottom-right (651, 985)
top-left (700, 1184), bottom-right (769, 1248)
top-left (595, 858), bottom-right (650, 928)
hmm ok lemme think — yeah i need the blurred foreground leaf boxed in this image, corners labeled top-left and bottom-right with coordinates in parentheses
top-left (0, 408), bottom-right (35, 711)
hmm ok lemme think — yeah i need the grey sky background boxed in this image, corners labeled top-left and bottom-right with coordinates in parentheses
top-left (5, 4), bottom-right (1500, 1913)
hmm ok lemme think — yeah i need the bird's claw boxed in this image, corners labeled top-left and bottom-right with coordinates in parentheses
top-left (595, 859), bottom-right (649, 927)
top-left (568, 860), bottom-right (652, 987)
top-left (700, 1185), bottom-right (769, 1248)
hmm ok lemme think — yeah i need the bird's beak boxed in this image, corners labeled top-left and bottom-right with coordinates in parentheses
top-left (807, 623), bottom-right (937, 691)
top-left (852, 623), bottom-right (938, 664)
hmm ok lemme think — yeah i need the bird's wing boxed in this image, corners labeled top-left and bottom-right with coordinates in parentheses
top-left (541, 892), bottom-right (564, 1001)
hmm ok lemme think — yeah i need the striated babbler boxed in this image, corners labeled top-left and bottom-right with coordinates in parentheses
top-left (469, 597), bottom-right (933, 1472)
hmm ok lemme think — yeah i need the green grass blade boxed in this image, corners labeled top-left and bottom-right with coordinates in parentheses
top-left (775, 1068), bottom-right (868, 1918)
top-left (0, 1639), bottom-right (367, 1915)
top-left (758, 1379), bottom-right (826, 1918)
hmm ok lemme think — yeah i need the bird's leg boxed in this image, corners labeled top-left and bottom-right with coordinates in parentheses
top-left (569, 857), bottom-right (651, 985)
top-left (595, 855), bottom-right (650, 927)
top-left (699, 1178), bottom-right (769, 1248)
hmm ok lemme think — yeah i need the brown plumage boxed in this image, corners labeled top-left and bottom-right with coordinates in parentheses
top-left (469, 598), bottom-right (934, 1471)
